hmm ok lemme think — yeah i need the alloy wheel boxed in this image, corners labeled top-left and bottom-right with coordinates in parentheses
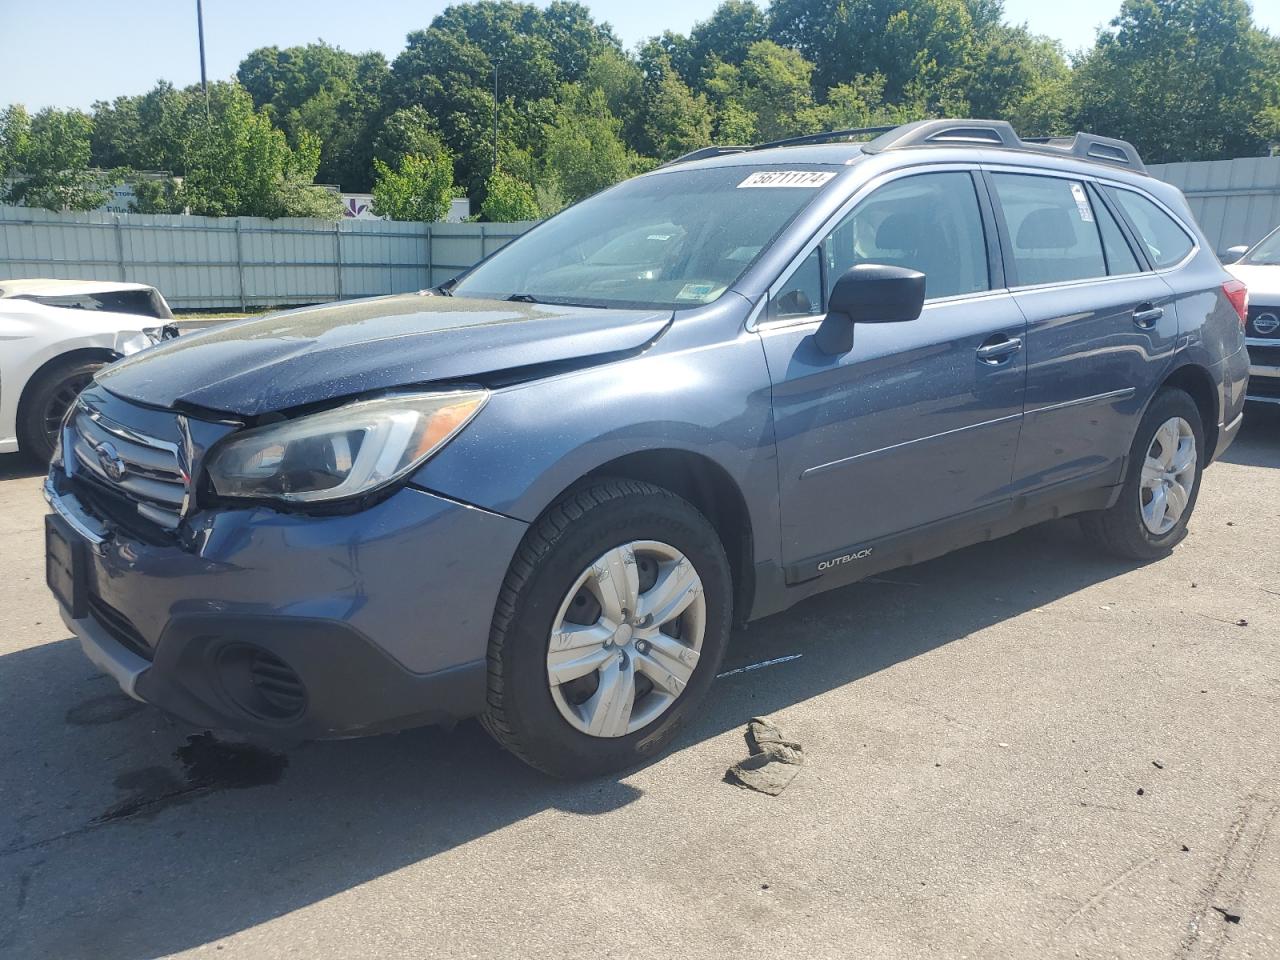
top-left (42, 374), bottom-right (93, 447)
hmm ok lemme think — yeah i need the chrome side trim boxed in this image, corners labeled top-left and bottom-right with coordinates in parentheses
top-left (1026, 387), bottom-right (1136, 417)
top-left (801, 412), bottom-right (1022, 478)
top-left (44, 477), bottom-right (108, 545)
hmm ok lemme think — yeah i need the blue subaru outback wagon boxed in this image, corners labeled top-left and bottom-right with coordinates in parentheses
top-left (45, 120), bottom-right (1250, 776)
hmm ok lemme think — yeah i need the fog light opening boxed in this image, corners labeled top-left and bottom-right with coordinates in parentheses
top-left (216, 644), bottom-right (308, 722)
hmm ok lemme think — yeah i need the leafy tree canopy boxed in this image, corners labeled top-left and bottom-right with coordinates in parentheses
top-left (480, 169), bottom-right (540, 220)
top-left (372, 151), bottom-right (460, 221)
top-left (6, 0), bottom-right (1280, 222)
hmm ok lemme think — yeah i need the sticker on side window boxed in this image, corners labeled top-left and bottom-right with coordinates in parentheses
top-left (1070, 183), bottom-right (1094, 222)
top-left (738, 171), bottom-right (835, 189)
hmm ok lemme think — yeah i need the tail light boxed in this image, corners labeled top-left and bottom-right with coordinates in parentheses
top-left (1223, 279), bottom-right (1248, 330)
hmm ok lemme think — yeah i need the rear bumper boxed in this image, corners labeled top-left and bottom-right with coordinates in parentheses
top-left (47, 476), bottom-right (526, 740)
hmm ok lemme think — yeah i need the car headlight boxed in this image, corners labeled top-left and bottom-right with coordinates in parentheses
top-left (205, 390), bottom-right (488, 504)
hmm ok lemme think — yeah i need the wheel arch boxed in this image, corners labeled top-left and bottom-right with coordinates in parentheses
top-left (567, 448), bottom-right (757, 622)
top-left (15, 347), bottom-right (117, 449)
top-left (1158, 362), bottom-right (1219, 457)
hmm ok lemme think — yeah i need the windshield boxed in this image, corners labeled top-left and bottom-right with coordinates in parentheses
top-left (1243, 226), bottom-right (1280, 266)
top-left (15, 288), bottom-right (172, 319)
top-left (452, 164), bottom-right (841, 310)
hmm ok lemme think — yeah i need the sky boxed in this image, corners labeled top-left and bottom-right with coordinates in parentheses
top-left (2, 0), bottom-right (1279, 112)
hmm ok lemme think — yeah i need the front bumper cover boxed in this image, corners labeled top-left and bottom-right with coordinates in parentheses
top-left (47, 476), bottom-right (526, 740)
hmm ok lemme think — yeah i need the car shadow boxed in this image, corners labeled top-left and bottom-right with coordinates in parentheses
top-left (0, 518), bottom-right (1151, 960)
top-left (0, 452), bottom-right (43, 482)
top-left (1218, 403), bottom-right (1280, 468)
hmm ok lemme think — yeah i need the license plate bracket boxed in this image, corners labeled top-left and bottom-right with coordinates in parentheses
top-left (46, 513), bottom-right (88, 619)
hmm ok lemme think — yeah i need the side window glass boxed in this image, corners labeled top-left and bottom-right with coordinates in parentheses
top-left (770, 247), bottom-right (823, 318)
top-left (992, 173), bottom-right (1107, 285)
top-left (1106, 188), bottom-right (1194, 269)
top-left (1094, 195), bottom-right (1142, 275)
top-left (823, 171), bottom-right (989, 301)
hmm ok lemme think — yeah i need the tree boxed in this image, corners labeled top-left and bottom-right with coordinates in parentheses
top-left (4, 107), bottom-right (120, 211)
top-left (373, 106), bottom-right (447, 167)
top-left (541, 86), bottom-right (643, 202)
top-left (1072, 0), bottom-right (1280, 162)
top-left (371, 152), bottom-right (459, 221)
top-left (816, 74), bottom-right (916, 130)
top-left (0, 104), bottom-right (31, 183)
top-left (90, 82), bottom-right (192, 173)
top-left (480, 169), bottom-right (539, 220)
top-left (237, 42), bottom-right (390, 191)
top-left (639, 52), bottom-right (714, 160)
top-left (737, 40), bottom-right (817, 141)
top-left (688, 1), bottom-right (768, 80)
top-left (176, 83), bottom-right (342, 218)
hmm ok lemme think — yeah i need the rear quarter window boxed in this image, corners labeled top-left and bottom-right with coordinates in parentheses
top-left (1105, 188), bottom-right (1194, 269)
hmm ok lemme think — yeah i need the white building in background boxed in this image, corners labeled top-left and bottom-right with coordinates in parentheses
top-left (340, 193), bottom-right (471, 223)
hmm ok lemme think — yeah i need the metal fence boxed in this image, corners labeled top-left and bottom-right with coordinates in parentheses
top-left (5, 155), bottom-right (1280, 309)
top-left (0, 206), bottom-right (537, 310)
top-left (1149, 156), bottom-right (1280, 255)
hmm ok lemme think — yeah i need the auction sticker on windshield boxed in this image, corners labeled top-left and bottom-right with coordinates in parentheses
top-left (738, 171), bottom-right (836, 188)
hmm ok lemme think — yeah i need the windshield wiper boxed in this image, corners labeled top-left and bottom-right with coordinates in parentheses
top-left (506, 293), bottom-right (540, 303)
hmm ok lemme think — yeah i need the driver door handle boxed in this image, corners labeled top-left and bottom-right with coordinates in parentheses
top-left (976, 335), bottom-right (1023, 364)
top-left (1133, 304), bottom-right (1164, 329)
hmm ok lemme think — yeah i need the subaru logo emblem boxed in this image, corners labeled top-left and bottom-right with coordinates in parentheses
top-left (95, 440), bottom-right (128, 482)
top-left (1254, 312), bottom-right (1280, 336)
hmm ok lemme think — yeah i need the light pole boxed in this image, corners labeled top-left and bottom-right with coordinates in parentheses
top-left (196, 0), bottom-right (209, 115)
top-left (492, 58), bottom-right (500, 177)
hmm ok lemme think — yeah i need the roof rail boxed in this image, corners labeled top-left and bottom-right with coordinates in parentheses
top-left (663, 119), bottom-right (1146, 174)
top-left (660, 145), bottom-right (748, 167)
top-left (662, 127), bottom-right (894, 167)
top-left (752, 125), bottom-right (899, 150)
top-left (863, 119), bottom-right (1146, 172)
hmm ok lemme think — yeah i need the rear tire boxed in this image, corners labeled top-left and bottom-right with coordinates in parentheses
top-left (1079, 388), bottom-right (1205, 561)
top-left (481, 479), bottom-right (732, 778)
top-left (17, 357), bottom-right (105, 464)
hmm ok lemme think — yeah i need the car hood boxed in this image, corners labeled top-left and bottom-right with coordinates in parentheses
top-left (1227, 263), bottom-right (1280, 302)
top-left (96, 293), bottom-right (672, 416)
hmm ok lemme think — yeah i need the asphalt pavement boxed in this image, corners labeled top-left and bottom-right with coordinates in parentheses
top-left (1, 407), bottom-right (1277, 959)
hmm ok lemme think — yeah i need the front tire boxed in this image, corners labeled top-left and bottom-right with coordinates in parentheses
top-left (1080, 388), bottom-right (1205, 560)
top-left (17, 356), bottom-right (105, 463)
top-left (481, 479), bottom-right (732, 778)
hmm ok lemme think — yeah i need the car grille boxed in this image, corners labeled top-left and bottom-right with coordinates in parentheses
top-left (66, 402), bottom-right (187, 531)
top-left (1249, 343), bottom-right (1280, 369)
top-left (1246, 306), bottom-right (1280, 340)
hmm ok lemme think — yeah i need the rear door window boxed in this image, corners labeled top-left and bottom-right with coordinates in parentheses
top-left (1105, 188), bottom-right (1194, 269)
top-left (991, 173), bottom-right (1107, 286)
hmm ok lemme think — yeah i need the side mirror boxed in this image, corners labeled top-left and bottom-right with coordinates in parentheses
top-left (1224, 244), bottom-right (1249, 263)
top-left (814, 264), bottom-right (926, 355)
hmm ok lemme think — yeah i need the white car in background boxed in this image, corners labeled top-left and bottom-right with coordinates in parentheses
top-left (1226, 225), bottom-right (1280, 408)
top-left (0, 279), bottom-right (177, 461)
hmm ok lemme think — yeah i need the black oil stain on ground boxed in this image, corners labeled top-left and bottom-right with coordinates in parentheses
top-left (93, 733), bottom-right (287, 824)
top-left (65, 694), bottom-right (145, 726)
